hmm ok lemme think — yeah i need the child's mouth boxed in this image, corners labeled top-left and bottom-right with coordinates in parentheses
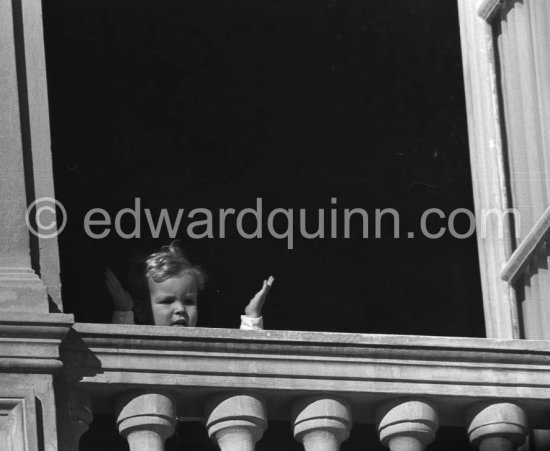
top-left (172, 319), bottom-right (187, 326)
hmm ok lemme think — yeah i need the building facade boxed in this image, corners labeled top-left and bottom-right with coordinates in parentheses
top-left (1, 0), bottom-right (550, 449)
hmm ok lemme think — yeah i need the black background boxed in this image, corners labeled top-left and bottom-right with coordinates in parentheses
top-left (43, 0), bottom-right (483, 447)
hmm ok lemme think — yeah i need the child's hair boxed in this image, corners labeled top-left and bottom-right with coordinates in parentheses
top-left (145, 241), bottom-right (207, 289)
top-left (127, 241), bottom-right (207, 324)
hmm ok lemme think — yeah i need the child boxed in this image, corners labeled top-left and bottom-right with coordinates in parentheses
top-left (105, 241), bottom-right (273, 330)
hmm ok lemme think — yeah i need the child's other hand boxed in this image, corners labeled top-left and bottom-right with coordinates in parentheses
top-left (105, 268), bottom-right (134, 312)
top-left (244, 276), bottom-right (274, 318)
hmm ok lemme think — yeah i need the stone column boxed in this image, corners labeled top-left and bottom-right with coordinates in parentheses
top-left (292, 397), bottom-right (352, 451)
top-left (116, 392), bottom-right (176, 451)
top-left (0, 0), bottom-right (62, 312)
top-left (467, 403), bottom-right (528, 451)
top-left (376, 399), bottom-right (439, 451)
top-left (56, 387), bottom-right (93, 451)
top-left (204, 393), bottom-right (267, 451)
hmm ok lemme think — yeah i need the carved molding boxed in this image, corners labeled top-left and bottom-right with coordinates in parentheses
top-left (292, 397), bottom-right (351, 451)
top-left (116, 391), bottom-right (176, 451)
top-left (60, 324), bottom-right (550, 427)
top-left (376, 399), bottom-right (439, 451)
top-left (0, 312), bottom-right (73, 373)
top-left (0, 392), bottom-right (39, 451)
top-left (205, 393), bottom-right (267, 451)
top-left (467, 402), bottom-right (528, 449)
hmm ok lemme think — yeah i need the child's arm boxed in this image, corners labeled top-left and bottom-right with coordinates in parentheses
top-left (105, 268), bottom-right (135, 324)
top-left (241, 276), bottom-right (274, 330)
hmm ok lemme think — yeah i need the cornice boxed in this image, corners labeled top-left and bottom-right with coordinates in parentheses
top-left (0, 312), bottom-right (74, 373)
top-left (60, 324), bottom-right (550, 425)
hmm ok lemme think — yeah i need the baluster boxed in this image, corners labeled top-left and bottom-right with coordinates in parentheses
top-left (376, 399), bottom-right (439, 451)
top-left (292, 397), bottom-right (352, 451)
top-left (204, 393), bottom-right (267, 451)
top-left (467, 403), bottom-right (528, 451)
top-left (116, 391), bottom-right (176, 451)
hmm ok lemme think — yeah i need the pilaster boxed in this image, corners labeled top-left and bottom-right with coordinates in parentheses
top-left (0, 0), bottom-right (62, 312)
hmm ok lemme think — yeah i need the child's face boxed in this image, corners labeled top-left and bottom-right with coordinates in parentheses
top-left (147, 272), bottom-right (198, 327)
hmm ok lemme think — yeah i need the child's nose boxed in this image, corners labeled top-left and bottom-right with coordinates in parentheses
top-left (173, 300), bottom-right (185, 314)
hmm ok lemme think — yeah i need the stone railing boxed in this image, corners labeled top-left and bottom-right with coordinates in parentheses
top-left (57, 324), bottom-right (550, 450)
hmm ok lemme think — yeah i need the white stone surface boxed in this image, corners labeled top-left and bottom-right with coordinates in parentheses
top-left (116, 391), bottom-right (176, 451)
top-left (205, 393), bottom-right (267, 451)
top-left (292, 397), bottom-right (351, 451)
top-left (60, 324), bottom-right (550, 428)
top-left (376, 399), bottom-right (439, 451)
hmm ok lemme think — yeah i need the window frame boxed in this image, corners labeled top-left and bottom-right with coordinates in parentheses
top-left (456, 0), bottom-right (519, 338)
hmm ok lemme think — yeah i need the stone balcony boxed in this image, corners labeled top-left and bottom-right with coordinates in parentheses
top-left (54, 323), bottom-right (550, 451)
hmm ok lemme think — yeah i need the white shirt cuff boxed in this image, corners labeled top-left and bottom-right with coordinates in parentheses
top-left (240, 315), bottom-right (264, 330)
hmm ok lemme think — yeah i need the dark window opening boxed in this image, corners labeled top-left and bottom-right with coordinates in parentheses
top-left (43, 0), bottom-right (485, 337)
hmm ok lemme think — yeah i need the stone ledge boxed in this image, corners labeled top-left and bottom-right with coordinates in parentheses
top-left (59, 323), bottom-right (550, 426)
top-left (0, 312), bottom-right (73, 373)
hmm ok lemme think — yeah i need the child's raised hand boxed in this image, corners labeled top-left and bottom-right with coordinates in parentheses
top-left (105, 268), bottom-right (134, 312)
top-left (244, 276), bottom-right (274, 318)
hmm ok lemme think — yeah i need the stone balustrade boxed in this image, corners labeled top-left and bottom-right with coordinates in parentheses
top-left (116, 391), bottom-right (177, 451)
top-left (56, 323), bottom-right (550, 450)
top-left (204, 393), bottom-right (267, 451)
top-left (376, 399), bottom-right (439, 451)
top-left (292, 397), bottom-right (351, 451)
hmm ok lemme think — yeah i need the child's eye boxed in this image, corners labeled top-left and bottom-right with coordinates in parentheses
top-left (158, 297), bottom-right (175, 304)
top-left (184, 298), bottom-right (196, 306)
